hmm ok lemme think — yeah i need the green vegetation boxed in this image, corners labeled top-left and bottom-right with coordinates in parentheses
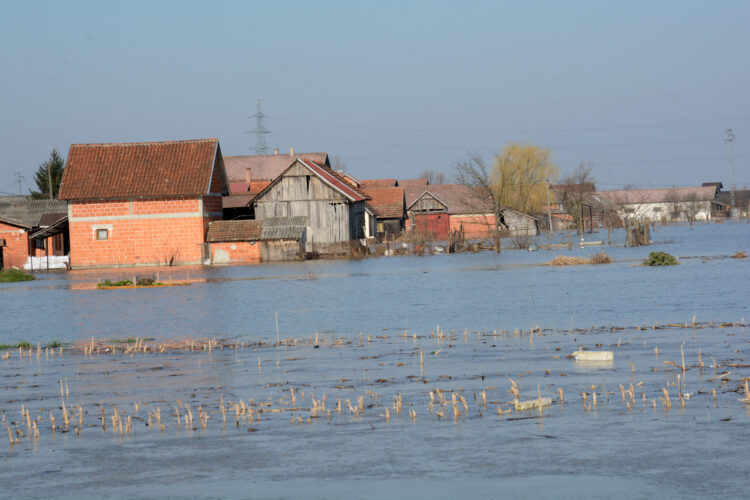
top-left (97, 279), bottom-right (133, 288)
top-left (0, 341), bottom-right (32, 350)
top-left (0, 268), bottom-right (36, 283)
top-left (644, 251), bottom-right (678, 266)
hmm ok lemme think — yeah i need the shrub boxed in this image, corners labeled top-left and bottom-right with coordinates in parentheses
top-left (644, 251), bottom-right (678, 266)
top-left (0, 268), bottom-right (36, 282)
top-left (589, 251), bottom-right (612, 264)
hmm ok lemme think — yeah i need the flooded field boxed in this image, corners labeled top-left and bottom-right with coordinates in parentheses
top-left (1, 223), bottom-right (749, 499)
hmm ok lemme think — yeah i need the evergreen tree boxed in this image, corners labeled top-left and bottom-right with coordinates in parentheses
top-left (30, 149), bottom-right (65, 199)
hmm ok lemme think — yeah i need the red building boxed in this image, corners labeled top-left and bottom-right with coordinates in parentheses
top-left (58, 139), bottom-right (228, 269)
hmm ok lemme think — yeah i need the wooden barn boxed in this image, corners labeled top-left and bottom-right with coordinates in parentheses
top-left (406, 184), bottom-right (495, 240)
top-left (252, 159), bottom-right (367, 254)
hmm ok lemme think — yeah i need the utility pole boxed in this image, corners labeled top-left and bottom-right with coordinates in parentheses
top-left (725, 128), bottom-right (736, 215)
top-left (13, 172), bottom-right (24, 195)
top-left (250, 99), bottom-right (270, 155)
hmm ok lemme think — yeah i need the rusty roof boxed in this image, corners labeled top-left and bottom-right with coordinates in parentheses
top-left (362, 187), bottom-right (405, 219)
top-left (224, 152), bottom-right (329, 183)
top-left (58, 139), bottom-right (226, 200)
top-left (360, 179), bottom-right (397, 188)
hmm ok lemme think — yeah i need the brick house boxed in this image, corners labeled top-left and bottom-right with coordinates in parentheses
top-left (58, 138), bottom-right (228, 269)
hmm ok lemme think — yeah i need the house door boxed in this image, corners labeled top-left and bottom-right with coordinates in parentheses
top-left (414, 213), bottom-right (450, 240)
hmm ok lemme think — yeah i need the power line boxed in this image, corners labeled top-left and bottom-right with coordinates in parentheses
top-left (273, 115), bottom-right (750, 136)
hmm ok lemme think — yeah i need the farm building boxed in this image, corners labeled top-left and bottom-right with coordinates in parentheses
top-left (206, 216), bottom-right (306, 264)
top-left (0, 197), bottom-right (68, 270)
top-left (252, 158), bottom-right (367, 254)
top-left (58, 138), bottom-right (228, 269)
top-left (406, 184), bottom-right (496, 240)
top-left (361, 187), bottom-right (406, 239)
top-left (597, 186), bottom-right (718, 223)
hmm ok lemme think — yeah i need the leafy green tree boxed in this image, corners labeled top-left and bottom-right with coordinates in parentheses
top-left (30, 149), bottom-right (65, 199)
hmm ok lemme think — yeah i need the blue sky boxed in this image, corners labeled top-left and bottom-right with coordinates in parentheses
top-left (1, 0), bottom-right (748, 194)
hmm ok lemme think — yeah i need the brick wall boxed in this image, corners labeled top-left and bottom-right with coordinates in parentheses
top-left (0, 221), bottom-right (29, 269)
top-left (68, 197), bottom-right (213, 268)
top-left (450, 214), bottom-right (496, 240)
top-left (209, 241), bottom-right (261, 264)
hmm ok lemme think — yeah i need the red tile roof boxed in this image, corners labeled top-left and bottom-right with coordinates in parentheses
top-left (300, 160), bottom-right (367, 202)
top-left (229, 182), bottom-right (250, 194)
top-left (360, 178), bottom-right (397, 188)
top-left (224, 152), bottom-right (329, 183)
top-left (362, 187), bottom-right (405, 219)
top-left (397, 178), bottom-right (429, 189)
top-left (206, 220), bottom-right (263, 242)
top-left (59, 139), bottom-right (225, 200)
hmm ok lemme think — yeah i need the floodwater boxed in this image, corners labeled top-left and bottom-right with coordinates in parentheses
top-left (1, 222), bottom-right (749, 499)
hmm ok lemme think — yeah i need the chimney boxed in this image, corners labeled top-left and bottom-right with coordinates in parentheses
top-left (274, 148), bottom-right (279, 155)
top-left (289, 147), bottom-right (295, 156)
top-left (245, 168), bottom-right (252, 184)
top-left (338, 170), bottom-right (344, 176)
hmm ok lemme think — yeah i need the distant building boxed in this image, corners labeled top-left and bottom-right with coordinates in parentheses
top-left (405, 184), bottom-right (497, 240)
top-left (58, 138), bottom-right (228, 269)
top-left (251, 158), bottom-right (367, 254)
top-left (361, 187), bottom-right (406, 238)
top-left (0, 197), bottom-right (68, 270)
top-left (205, 216), bottom-right (306, 264)
top-left (597, 186), bottom-right (718, 223)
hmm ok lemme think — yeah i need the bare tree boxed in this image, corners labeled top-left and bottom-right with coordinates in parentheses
top-left (682, 193), bottom-right (701, 228)
top-left (419, 169), bottom-right (446, 185)
top-left (560, 161), bottom-right (595, 235)
top-left (331, 155), bottom-right (347, 173)
top-left (454, 154), bottom-right (503, 252)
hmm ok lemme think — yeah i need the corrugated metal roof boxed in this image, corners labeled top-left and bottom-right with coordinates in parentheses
top-left (261, 216), bottom-right (307, 240)
top-left (206, 220), bottom-right (263, 242)
top-left (0, 197), bottom-right (68, 229)
top-left (58, 139), bottom-right (225, 200)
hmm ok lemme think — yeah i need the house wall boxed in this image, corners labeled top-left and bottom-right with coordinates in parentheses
top-left (67, 197), bottom-right (219, 268)
top-left (0, 221), bottom-right (29, 269)
top-left (209, 241), bottom-right (261, 264)
top-left (450, 214), bottom-right (496, 239)
top-left (618, 201), bottom-right (712, 222)
top-left (254, 163), bottom-right (361, 249)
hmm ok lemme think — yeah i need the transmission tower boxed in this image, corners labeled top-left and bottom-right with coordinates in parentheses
top-left (725, 128), bottom-right (736, 212)
top-left (13, 172), bottom-right (24, 195)
top-left (250, 99), bottom-right (270, 155)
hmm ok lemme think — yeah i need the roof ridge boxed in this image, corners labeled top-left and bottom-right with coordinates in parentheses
top-left (70, 138), bottom-right (218, 147)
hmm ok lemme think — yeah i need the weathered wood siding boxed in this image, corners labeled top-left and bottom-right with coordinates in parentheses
top-left (502, 210), bottom-right (539, 237)
top-left (254, 163), bottom-right (364, 247)
top-left (260, 240), bottom-right (303, 262)
top-left (410, 193), bottom-right (447, 213)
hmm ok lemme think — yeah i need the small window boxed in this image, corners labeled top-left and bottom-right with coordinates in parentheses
top-left (96, 228), bottom-right (109, 241)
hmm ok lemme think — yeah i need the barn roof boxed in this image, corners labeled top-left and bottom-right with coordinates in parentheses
top-left (0, 197), bottom-right (67, 229)
top-left (224, 152), bottom-right (329, 183)
top-left (362, 187), bottom-right (405, 219)
top-left (58, 139), bottom-right (226, 200)
top-left (252, 159), bottom-right (367, 204)
top-left (407, 184), bottom-right (494, 215)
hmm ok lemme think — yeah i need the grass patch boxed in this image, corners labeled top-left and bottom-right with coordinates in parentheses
top-left (644, 251), bottom-right (678, 266)
top-left (0, 268), bottom-right (35, 283)
top-left (731, 251), bottom-right (746, 259)
top-left (0, 341), bottom-right (32, 350)
top-left (589, 250), bottom-right (613, 264)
